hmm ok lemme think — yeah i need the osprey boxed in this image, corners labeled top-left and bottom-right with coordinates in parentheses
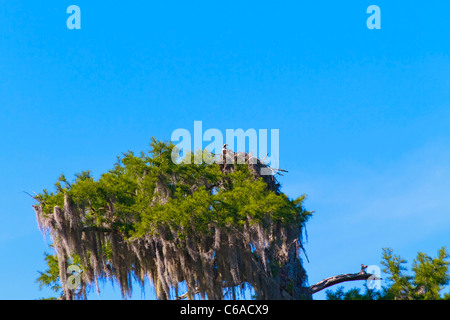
top-left (222, 144), bottom-right (228, 165)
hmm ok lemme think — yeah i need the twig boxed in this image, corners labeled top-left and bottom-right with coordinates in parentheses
top-left (23, 191), bottom-right (38, 200)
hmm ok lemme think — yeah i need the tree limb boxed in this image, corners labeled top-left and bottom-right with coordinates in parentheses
top-left (173, 265), bottom-right (382, 299)
top-left (309, 265), bottom-right (381, 295)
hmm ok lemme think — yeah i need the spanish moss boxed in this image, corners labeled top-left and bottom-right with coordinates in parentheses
top-left (33, 140), bottom-right (312, 300)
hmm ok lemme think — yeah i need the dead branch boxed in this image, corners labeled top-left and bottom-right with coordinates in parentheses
top-left (309, 265), bottom-right (381, 295)
top-left (177, 265), bottom-right (380, 299)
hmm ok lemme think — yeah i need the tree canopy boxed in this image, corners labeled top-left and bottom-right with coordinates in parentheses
top-left (34, 139), bottom-right (312, 300)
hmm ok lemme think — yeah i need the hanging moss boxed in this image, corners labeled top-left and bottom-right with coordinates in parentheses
top-left (34, 139), bottom-right (312, 300)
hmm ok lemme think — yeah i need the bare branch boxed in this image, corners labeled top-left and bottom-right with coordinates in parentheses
top-left (23, 191), bottom-right (38, 200)
top-left (309, 265), bottom-right (381, 295)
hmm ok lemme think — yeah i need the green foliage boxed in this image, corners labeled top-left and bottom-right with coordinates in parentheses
top-left (325, 283), bottom-right (382, 300)
top-left (36, 138), bottom-right (310, 241)
top-left (35, 138), bottom-right (312, 299)
top-left (36, 252), bottom-right (61, 299)
top-left (36, 251), bottom-right (82, 300)
top-left (412, 247), bottom-right (450, 300)
top-left (326, 247), bottom-right (450, 300)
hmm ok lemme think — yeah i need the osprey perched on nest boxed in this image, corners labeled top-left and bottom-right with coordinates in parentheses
top-left (222, 143), bottom-right (227, 160)
top-left (219, 143), bottom-right (284, 192)
top-left (222, 144), bottom-right (233, 165)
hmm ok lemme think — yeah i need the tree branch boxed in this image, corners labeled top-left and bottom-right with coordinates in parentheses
top-left (174, 265), bottom-right (382, 299)
top-left (309, 265), bottom-right (381, 295)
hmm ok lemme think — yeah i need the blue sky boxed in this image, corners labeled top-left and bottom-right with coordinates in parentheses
top-left (0, 1), bottom-right (448, 299)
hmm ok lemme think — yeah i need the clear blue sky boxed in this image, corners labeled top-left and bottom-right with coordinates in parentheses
top-left (0, 1), bottom-right (448, 299)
